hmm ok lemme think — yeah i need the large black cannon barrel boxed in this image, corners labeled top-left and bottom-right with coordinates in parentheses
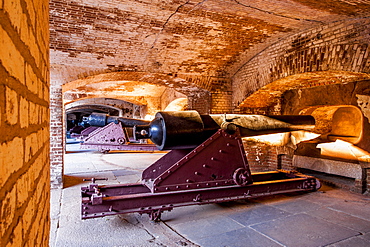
top-left (134, 111), bottom-right (315, 150)
top-left (83, 112), bottom-right (150, 127)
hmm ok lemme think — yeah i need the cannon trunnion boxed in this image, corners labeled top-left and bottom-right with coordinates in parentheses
top-left (81, 111), bottom-right (320, 221)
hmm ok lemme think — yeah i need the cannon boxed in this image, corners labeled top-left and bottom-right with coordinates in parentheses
top-left (79, 113), bottom-right (157, 153)
top-left (81, 111), bottom-right (320, 221)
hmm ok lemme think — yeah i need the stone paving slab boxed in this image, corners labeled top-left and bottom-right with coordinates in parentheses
top-left (169, 215), bottom-right (245, 241)
top-left (306, 207), bottom-right (370, 233)
top-left (161, 204), bottom-right (233, 225)
top-left (360, 232), bottom-right (370, 241)
top-left (327, 236), bottom-right (370, 247)
top-left (194, 227), bottom-right (283, 247)
top-left (328, 200), bottom-right (370, 221)
top-left (251, 213), bottom-right (360, 247)
top-left (268, 198), bottom-right (322, 214)
top-left (227, 204), bottom-right (291, 226)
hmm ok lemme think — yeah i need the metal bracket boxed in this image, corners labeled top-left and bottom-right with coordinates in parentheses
top-left (91, 193), bottom-right (103, 205)
top-left (82, 178), bottom-right (108, 192)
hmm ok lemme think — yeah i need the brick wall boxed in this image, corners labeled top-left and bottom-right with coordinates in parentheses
top-left (233, 18), bottom-right (370, 110)
top-left (0, 0), bottom-right (50, 245)
top-left (210, 77), bottom-right (233, 114)
top-left (50, 86), bottom-right (63, 189)
top-left (187, 91), bottom-right (211, 114)
top-left (242, 141), bottom-right (276, 172)
top-left (242, 141), bottom-right (297, 172)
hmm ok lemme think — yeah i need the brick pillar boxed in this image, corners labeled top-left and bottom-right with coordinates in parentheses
top-left (211, 91), bottom-right (233, 114)
top-left (188, 90), bottom-right (211, 114)
top-left (50, 85), bottom-right (64, 189)
top-left (279, 154), bottom-right (294, 171)
top-left (0, 0), bottom-right (50, 245)
top-left (359, 160), bottom-right (370, 194)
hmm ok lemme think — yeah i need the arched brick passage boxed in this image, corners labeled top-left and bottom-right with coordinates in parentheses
top-left (65, 98), bottom-right (142, 118)
top-left (239, 71), bottom-right (370, 114)
top-left (62, 71), bottom-right (211, 113)
top-left (232, 18), bottom-right (370, 110)
top-left (63, 72), bottom-right (210, 115)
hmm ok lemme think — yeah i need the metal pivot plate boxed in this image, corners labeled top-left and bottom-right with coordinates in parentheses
top-left (142, 129), bottom-right (253, 193)
top-left (82, 122), bottom-right (127, 145)
top-left (233, 168), bottom-right (251, 186)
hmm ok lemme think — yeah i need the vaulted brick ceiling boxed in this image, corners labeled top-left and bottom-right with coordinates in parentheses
top-left (50, 0), bottom-right (370, 97)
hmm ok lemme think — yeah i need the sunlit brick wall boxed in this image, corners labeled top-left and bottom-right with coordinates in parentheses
top-left (0, 0), bottom-right (50, 245)
top-left (233, 18), bottom-right (370, 110)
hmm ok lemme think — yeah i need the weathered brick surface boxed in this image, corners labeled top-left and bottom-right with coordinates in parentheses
top-left (233, 18), bottom-right (370, 111)
top-left (243, 141), bottom-right (276, 172)
top-left (0, 0), bottom-right (50, 245)
top-left (50, 86), bottom-right (63, 189)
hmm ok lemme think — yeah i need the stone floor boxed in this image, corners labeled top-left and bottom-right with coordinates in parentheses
top-left (50, 141), bottom-right (370, 247)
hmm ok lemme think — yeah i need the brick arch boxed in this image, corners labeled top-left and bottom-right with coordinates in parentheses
top-left (64, 94), bottom-right (151, 116)
top-left (66, 102), bottom-right (122, 114)
top-left (64, 95), bottom-right (146, 107)
top-left (65, 97), bottom-right (141, 118)
top-left (62, 71), bottom-right (212, 114)
top-left (238, 70), bottom-right (370, 114)
top-left (232, 18), bottom-right (370, 110)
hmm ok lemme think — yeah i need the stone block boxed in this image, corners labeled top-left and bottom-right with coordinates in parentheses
top-left (16, 172), bottom-right (32, 206)
top-left (26, 63), bottom-right (38, 95)
top-left (25, 132), bottom-right (38, 162)
top-left (25, 0), bottom-right (36, 28)
top-left (0, 26), bottom-right (25, 84)
top-left (3, 0), bottom-right (22, 31)
top-left (293, 155), bottom-right (363, 179)
top-left (19, 96), bottom-right (29, 128)
top-left (22, 193), bottom-right (36, 232)
top-left (7, 220), bottom-right (23, 247)
top-left (28, 101), bottom-right (37, 125)
top-left (0, 137), bottom-right (24, 187)
top-left (5, 86), bottom-right (18, 125)
top-left (0, 186), bottom-right (16, 238)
